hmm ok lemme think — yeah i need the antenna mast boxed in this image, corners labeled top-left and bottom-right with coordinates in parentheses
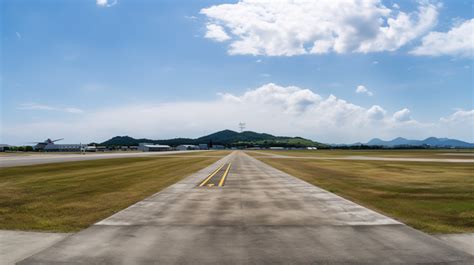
top-left (238, 122), bottom-right (246, 132)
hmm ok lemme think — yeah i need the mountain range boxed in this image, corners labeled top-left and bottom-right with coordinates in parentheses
top-left (365, 137), bottom-right (474, 148)
top-left (101, 130), bottom-right (327, 148)
top-left (100, 130), bottom-right (473, 149)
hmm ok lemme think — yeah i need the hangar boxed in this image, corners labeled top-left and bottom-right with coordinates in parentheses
top-left (138, 143), bottom-right (171, 152)
top-left (176, 145), bottom-right (199, 151)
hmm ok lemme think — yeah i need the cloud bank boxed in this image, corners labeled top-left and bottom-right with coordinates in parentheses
top-left (411, 19), bottom-right (474, 57)
top-left (200, 0), bottom-right (439, 56)
top-left (18, 103), bottom-right (84, 114)
top-left (5, 84), bottom-right (473, 144)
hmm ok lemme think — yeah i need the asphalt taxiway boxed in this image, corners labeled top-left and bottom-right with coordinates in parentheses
top-left (0, 150), bottom-right (209, 167)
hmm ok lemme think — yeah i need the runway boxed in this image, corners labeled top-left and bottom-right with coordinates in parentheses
top-left (0, 150), bottom-right (210, 167)
top-left (18, 151), bottom-right (473, 264)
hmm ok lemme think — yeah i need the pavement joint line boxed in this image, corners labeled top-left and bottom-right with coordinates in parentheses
top-left (218, 163), bottom-right (232, 187)
top-left (198, 163), bottom-right (226, 187)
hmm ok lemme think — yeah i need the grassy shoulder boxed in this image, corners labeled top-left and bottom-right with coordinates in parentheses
top-left (250, 153), bottom-right (474, 234)
top-left (0, 155), bottom-right (221, 232)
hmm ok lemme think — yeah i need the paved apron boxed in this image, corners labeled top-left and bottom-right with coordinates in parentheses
top-left (19, 151), bottom-right (473, 264)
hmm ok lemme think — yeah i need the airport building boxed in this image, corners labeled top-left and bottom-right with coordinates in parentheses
top-left (42, 143), bottom-right (86, 152)
top-left (176, 145), bottom-right (199, 151)
top-left (33, 139), bottom-right (86, 152)
top-left (138, 143), bottom-right (171, 152)
top-left (269, 147), bottom-right (285, 150)
top-left (198, 144), bottom-right (209, 150)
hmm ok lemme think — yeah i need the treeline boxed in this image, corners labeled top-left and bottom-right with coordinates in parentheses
top-left (2, 146), bottom-right (34, 152)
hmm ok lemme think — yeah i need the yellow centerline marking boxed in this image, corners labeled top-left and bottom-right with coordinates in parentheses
top-left (199, 163), bottom-right (226, 187)
top-left (218, 163), bottom-right (231, 187)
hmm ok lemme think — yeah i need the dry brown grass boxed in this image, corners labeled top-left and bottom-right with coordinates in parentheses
top-left (0, 155), bottom-right (221, 232)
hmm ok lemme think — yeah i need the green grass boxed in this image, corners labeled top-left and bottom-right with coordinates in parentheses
top-left (249, 152), bottom-right (474, 234)
top-left (252, 149), bottom-right (474, 159)
top-left (0, 155), bottom-right (221, 232)
top-left (163, 150), bottom-right (231, 156)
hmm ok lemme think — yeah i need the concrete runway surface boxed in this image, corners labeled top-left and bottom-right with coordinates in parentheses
top-left (0, 230), bottom-right (70, 265)
top-left (18, 151), bottom-right (473, 264)
top-left (0, 150), bottom-right (209, 167)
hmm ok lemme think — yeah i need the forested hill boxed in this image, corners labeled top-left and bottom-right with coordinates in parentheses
top-left (101, 130), bottom-right (327, 148)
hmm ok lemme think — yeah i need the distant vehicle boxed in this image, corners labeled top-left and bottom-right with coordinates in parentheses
top-left (31, 138), bottom-right (86, 152)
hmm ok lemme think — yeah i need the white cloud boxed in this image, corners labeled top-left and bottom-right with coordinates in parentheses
top-left (440, 109), bottom-right (474, 123)
top-left (411, 19), bottom-right (474, 57)
top-left (200, 0), bottom-right (438, 56)
top-left (204, 24), bottom-right (231, 42)
top-left (393, 108), bottom-right (412, 122)
top-left (435, 109), bottom-right (474, 140)
top-left (96, 0), bottom-right (117, 7)
top-left (367, 105), bottom-right (386, 120)
top-left (6, 83), bottom-right (467, 145)
top-left (18, 103), bottom-right (84, 114)
top-left (63, 108), bottom-right (84, 114)
top-left (355, 85), bottom-right (373, 96)
top-left (221, 83), bottom-right (323, 113)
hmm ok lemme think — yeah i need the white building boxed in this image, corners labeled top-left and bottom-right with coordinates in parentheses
top-left (176, 145), bottom-right (199, 151)
top-left (138, 143), bottom-right (171, 152)
top-left (269, 147), bottom-right (285, 150)
top-left (43, 143), bottom-right (86, 152)
top-left (198, 144), bottom-right (209, 150)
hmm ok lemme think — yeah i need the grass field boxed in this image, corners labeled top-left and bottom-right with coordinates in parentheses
top-left (249, 151), bottom-right (474, 234)
top-left (162, 150), bottom-right (231, 156)
top-left (251, 149), bottom-right (474, 159)
top-left (0, 155), bottom-right (222, 232)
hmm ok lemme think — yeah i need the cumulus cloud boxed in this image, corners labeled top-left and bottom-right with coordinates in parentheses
top-left (435, 109), bottom-right (474, 140)
top-left (355, 85), bottom-right (373, 96)
top-left (205, 24), bottom-right (231, 42)
top-left (440, 109), bottom-right (474, 123)
top-left (393, 108), bottom-right (412, 122)
top-left (18, 103), bottom-right (84, 114)
top-left (200, 0), bottom-right (438, 56)
top-left (411, 19), bottom-right (474, 57)
top-left (367, 105), bottom-right (386, 120)
top-left (96, 0), bottom-right (117, 7)
top-left (221, 83), bottom-right (322, 113)
top-left (6, 83), bottom-right (466, 145)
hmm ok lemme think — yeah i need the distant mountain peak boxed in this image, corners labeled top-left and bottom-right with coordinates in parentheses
top-left (366, 136), bottom-right (473, 148)
top-left (393, 137), bottom-right (407, 141)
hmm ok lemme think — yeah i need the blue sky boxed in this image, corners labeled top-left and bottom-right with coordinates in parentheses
top-left (1, 0), bottom-right (473, 144)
